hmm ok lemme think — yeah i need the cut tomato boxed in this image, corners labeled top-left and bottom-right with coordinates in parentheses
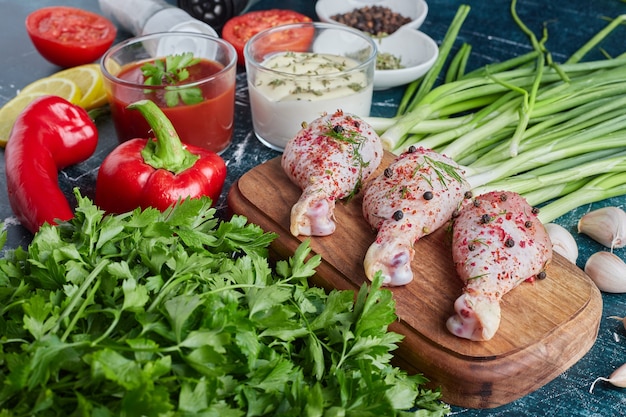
top-left (222, 9), bottom-right (313, 65)
top-left (26, 6), bottom-right (117, 68)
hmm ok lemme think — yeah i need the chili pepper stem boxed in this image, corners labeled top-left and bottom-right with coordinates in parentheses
top-left (128, 99), bottom-right (199, 174)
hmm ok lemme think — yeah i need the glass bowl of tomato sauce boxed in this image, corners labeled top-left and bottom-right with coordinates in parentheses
top-left (101, 32), bottom-right (237, 154)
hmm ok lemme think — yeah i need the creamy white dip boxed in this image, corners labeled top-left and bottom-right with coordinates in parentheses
top-left (248, 51), bottom-right (373, 151)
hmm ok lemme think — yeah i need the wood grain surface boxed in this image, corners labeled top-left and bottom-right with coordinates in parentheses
top-left (227, 154), bottom-right (603, 409)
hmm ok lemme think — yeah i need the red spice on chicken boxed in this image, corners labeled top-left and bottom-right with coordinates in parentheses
top-left (447, 190), bottom-right (553, 341)
top-left (281, 110), bottom-right (383, 236)
top-left (362, 146), bottom-right (471, 286)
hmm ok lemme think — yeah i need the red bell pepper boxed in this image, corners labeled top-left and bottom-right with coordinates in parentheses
top-left (95, 99), bottom-right (227, 213)
top-left (4, 95), bottom-right (98, 234)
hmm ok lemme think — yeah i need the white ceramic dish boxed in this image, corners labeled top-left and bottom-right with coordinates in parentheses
top-left (315, 0), bottom-right (429, 32)
top-left (373, 27), bottom-right (439, 90)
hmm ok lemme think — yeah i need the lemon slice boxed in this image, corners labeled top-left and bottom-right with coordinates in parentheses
top-left (50, 63), bottom-right (108, 110)
top-left (0, 64), bottom-right (109, 147)
top-left (19, 76), bottom-right (82, 105)
top-left (0, 93), bottom-right (47, 147)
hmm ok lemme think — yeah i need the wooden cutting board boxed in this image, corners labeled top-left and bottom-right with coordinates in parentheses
top-left (226, 154), bottom-right (602, 409)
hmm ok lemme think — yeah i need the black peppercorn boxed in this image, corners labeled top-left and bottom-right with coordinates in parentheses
top-left (330, 5), bottom-right (412, 37)
top-left (468, 242), bottom-right (476, 251)
top-left (464, 191), bottom-right (473, 199)
top-left (423, 191), bottom-right (434, 200)
top-left (505, 238), bottom-right (515, 248)
top-left (392, 210), bottom-right (403, 221)
top-left (537, 271), bottom-right (547, 280)
top-left (524, 220), bottom-right (533, 228)
top-left (480, 214), bottom-right (491, 224)
top-left (407, 145), bottom-right (416, 153)
top-left (333, 125), bottom-right (344, 134)
top-left (384, 167), bottom-right (393, 178)
top-left (532, 207), bottom-right (540, 215)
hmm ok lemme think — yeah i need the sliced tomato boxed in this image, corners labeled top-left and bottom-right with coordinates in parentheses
top-left (26, 6), bottom-right (117, 68)
top-left (222, 9), bottom-right (313, 65)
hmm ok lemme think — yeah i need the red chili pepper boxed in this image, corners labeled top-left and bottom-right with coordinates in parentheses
top-left (4, 95), bottom-right (98, 233)
top-left (95, 100), bottom-right (227, 214)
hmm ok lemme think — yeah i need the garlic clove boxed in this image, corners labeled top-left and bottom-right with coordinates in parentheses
top-left (590, 362), bottom-right (626, 393)
top-left (584, 251), bottom-right (626, 293)
top-left (544, 223), bottom-right (578, 264)
top-left (578, 206), bottom-right (626, 250)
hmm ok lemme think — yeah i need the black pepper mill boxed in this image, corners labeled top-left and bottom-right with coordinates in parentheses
top-left (177, 0), bottom-right (257, 31)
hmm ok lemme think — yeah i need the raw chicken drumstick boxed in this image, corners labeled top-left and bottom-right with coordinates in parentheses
top-left (447, 190), bottom-right (553, 341)
top-left (362, 146), bottom-right (471, 286)
top-left (282, 110), bottom-right (383, 236)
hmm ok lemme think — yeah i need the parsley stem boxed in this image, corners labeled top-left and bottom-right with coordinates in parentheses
top-left (61, 279), bottom-right (102, 342)
top-left (90, 308), bottom-right (122, 346)
top-left (147, 272), bottom-right (193, 313)
top-left (52, 259), bottom-right (109, 340)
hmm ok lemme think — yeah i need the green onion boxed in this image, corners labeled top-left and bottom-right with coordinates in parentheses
top-left (444, 43), bottom-right (472, 83)
top-left (537, 172), bottom-right (626, 224)
top-left (365, 2), bottom-right (626, 223)
top-left (396, 5), bottom-right (472, 116)
top-left (473, 150), bottom-right (626, 196)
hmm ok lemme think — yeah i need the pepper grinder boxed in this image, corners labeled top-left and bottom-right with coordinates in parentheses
top-left (98, 0), bottom-right (218, 36)
top-left (177, 0), bottom-right (261, 31)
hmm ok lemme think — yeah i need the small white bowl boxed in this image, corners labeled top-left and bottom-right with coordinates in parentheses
top-left (315, 0), bottom-right (428, 32)
top-left (373, 27), bottom-right (439, 90)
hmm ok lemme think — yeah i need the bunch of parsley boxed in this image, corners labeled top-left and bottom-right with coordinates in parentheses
top-left (0, 192), bottom-right (449, 416)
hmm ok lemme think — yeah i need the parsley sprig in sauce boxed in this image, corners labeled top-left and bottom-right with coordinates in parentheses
top-left (141, 52), bottom-right (203, 107)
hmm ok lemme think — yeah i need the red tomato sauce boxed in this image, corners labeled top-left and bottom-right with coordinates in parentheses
top-left (108, 58), bottom-right (235, 154)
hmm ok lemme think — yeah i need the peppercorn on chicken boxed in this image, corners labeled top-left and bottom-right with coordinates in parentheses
top-left (362, 147), bottom-right (471, 286)
top-left (447, 190), bottom-right (553, 341)
top-left (282, 110), bottom-right (383, 236)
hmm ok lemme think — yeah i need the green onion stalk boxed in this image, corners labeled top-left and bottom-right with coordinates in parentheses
top-left (537, 172), bottom-right (626, 224)
top-left (473, 149), bottom-right (626, 196)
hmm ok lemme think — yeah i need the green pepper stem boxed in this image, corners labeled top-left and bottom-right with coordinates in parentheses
top-left (128, 99), bottom-right (199, 174)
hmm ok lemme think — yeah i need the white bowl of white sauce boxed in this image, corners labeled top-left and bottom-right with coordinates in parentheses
top-left (244, 22), bottom-right (377, 151)
top-left (373, 27), bottom-right (439, 90)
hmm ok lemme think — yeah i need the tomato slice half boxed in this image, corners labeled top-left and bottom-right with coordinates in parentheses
top-left (26, 6), bottom-right (117, 68)
top-left (222, 9), bottom-right (312, 65)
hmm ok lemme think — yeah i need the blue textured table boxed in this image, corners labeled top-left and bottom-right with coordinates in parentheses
top-left (1, 0), bottom-right (625, 415)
